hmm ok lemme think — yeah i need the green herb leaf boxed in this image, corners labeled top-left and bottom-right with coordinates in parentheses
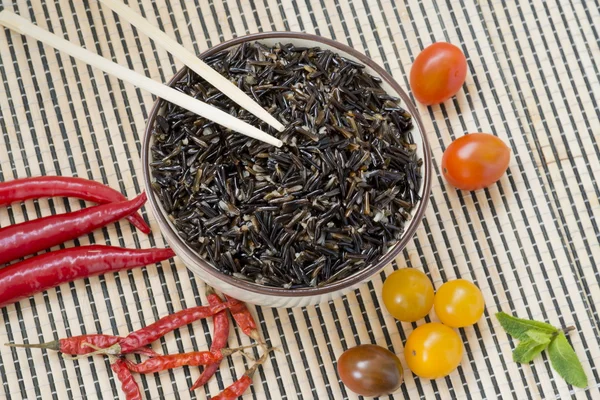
top-left (548, 333), bottom-right (588, 388)
top-left (524, 330), bottom-right (554, 344)
top-left (496, 312), bottom-right (557, 340)
top-left (497, 313), bottom-right (587, 388)
top-left (513, 336), bottom-right (550, 364)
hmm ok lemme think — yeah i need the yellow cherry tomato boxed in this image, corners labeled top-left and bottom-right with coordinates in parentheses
top-left (434, 279), bottom-right (485, 328)
top-left (382, 268), bottom-right (434, 322)
top-left (404, 322), bottom-right (463, 379)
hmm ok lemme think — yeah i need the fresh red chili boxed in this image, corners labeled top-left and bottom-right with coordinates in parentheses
top-left (111, 302), bottom-right (231, 354)
top-left (125, 348), bottom-right (243, 374)
top-left (0, 192), bottom-right (147, 265)
top-left (111, 358), bottom-right (142, 400)
top-left (0, 176), bottom-right (150, 234)
top-left (0, 244), bottom-right (174, 307)
top-left (5, 334), bottom-right (159, 356)
top-left (224, 294), bottom-right (261, 343)
top-left (190, 287), bottom-right (229, 390)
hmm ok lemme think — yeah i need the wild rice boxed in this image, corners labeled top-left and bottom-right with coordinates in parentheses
top-left (150, 42), bottom-right (421, 288)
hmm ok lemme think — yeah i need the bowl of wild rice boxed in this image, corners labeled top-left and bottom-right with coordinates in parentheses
top-left (143, 32), bottom-right (432, 308)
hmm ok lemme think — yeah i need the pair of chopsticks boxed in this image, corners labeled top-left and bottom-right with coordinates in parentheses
top-left (0, 1), bottom-right (284, 148)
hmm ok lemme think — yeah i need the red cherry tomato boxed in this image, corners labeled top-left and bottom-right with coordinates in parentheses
top-left (442, 133), bottom-right (510, 191)
top-left (337, 344), bottom-right (404, 397)
top-left (410, 42), bottom-right (467, 105)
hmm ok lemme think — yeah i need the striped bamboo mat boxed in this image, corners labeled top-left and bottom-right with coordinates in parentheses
top-left (0, 0), bottom-right (598, 399)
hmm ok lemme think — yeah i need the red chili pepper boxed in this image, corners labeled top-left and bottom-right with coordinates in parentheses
top-left (112, 302), bottom-right (231, 354)
top-left (211, 375), bottom-right (252, 400)
top-left (111, 358), bottom-right (142, 400)
top-left (190, 287), bottom-right (229, 391)
top-left (0, 176), bottom-right (150, 234)
top-left (5, 334), bottom-right (159, 357)
top-left (211, 351), bottom-right (271, 400)
top-left (0, 192), bottom-right (147, 265)
top-left (58, 334), bottom-right (120, 354)
top-left (125, 348), bottom-right (243, 374)
top-left (211, 355), bottom-right (267, 400)
top-left (129, 346), bottom-right (160, 358)
top-left (0, 245), bottom-right (175, 307)
top-left (223, 294), bottom-right (261, 343)
top-left (6, 334), bottom-right (119, 354)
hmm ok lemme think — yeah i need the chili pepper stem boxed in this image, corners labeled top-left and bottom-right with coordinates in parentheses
top-left (245, 348), bottom-right (273, 378)
top-left (248, 330), bottom-right (261, 342)
top-left (5, 341), bottom-right (60, 351)
top-left (107, 354), bottom-right (120, 364)
top-left (239, 351), bottom-right (256, 362)
top-left (248, 329), bottom-right (266, 347)
top-left (61, 342), bottom-right (121, 360)
top-left (84, 342), bottom-right (120, 363)
top-left (221, 344), bottom-right (261, 357)
top-left (248, 329), bottom-right (269, 353)
top-left (205, 285), bottom-right (216, 296)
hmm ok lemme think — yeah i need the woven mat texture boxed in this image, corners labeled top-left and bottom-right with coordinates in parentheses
top-left (0, 0), bottom-right (599, 399)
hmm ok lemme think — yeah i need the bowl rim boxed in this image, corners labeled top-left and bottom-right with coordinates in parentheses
top-left (142, 31), bottom-right (432, 297)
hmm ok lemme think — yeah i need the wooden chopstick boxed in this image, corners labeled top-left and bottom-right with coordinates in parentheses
top-left (0, 11), bottom-right (283, 148)
top-left (99, 0), bottom-right (285, 133)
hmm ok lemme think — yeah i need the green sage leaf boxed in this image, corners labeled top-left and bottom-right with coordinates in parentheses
top-left (548, 333), bottom-right (588, 388)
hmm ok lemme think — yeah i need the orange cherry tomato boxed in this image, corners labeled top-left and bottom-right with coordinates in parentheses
top-left (382, 268), bottom-right (434, 322)
top-left (434, 279), bottom-right (485, 328)
top-left (404, 322), bottom-right (463, 379)
top-left (442, 133), bottom-right (510, 191)
top-left (410, 42), bottom-right (467, 105)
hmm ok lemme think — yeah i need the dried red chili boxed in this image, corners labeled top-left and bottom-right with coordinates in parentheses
top-left (111, 358), bottom-right (143, 400)
top-left (0, 192), bottom-right (147, 265)
top-left (6, 334), bottom-right (119, 355)
top-left (190, 287), bottom-right (229, 390)
top-left (224, 294), bottom-right (262, 343)
top-left (0, 176), bottom-right (150, 233)
top-left (210, 352), bottom-right (270, 400)
top-left (100, 302), bottom-right (231, 355)
top-left (0, 245), bottom-right (175, 307)
top-left (5, 334), bottom-right (158, 357)
top-left (124, 347), bottom-right (252, 374)
top-left (211, 375), bottom-right (253, 400)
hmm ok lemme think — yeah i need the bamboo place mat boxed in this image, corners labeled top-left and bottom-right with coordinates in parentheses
top-left (0, 0), bottom-right (598, 399)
